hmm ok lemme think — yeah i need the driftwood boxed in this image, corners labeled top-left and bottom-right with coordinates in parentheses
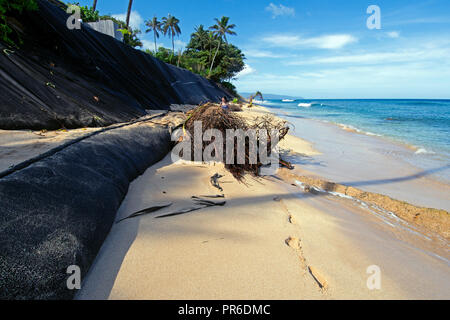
top-left (181, 103), bottom-right (290, 179)
top-left (116, 203), bottom-right (173, 223)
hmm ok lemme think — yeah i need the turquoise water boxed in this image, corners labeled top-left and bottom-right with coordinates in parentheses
top-left (256, 99), bottom-right (450, 181)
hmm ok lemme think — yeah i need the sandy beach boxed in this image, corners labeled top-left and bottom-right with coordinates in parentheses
top-left (76, 105), bottom-right (450, 300)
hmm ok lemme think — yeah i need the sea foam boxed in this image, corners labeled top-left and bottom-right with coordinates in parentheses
top-left (415, 148), bottom-right (435, 155)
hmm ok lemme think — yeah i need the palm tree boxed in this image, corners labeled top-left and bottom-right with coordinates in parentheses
top-left (92, 0), bottom-right (98, 11)
top-left (145, 16), bottom-right (162, 52)
top-left (249, 91), bottom-right (263, 108)
top-left (192, 25), bottom-right (208, 51)
top-left (208, 16), bottom-right (236, 76)
top-left (125, 0), bottom-right (133, 29)
top-left (205, 31), bottom-right (217, 66)
top-left (162, 14), bottom-right (181, 53)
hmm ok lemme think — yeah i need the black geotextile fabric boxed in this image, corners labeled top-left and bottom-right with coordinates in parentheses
top-left (0, 0), bottom-right (231, 130)
top-left (0, 124), bottom-right (171, 300)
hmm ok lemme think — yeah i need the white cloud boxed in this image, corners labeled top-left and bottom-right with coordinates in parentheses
top-left (301, 72), bottom-right (326, 78)
top-left (142, 39), bottom-right (186, 52)
top-left (234, 39), bottom-right (450, 98)
top-left (174, 40), bottom-right (187, 51)
top-left (263, 34), bottom-right (358, 49)
top-left (142, 40), bottom-right (164, 51)
top-left (112, 11), bottom-right (144, 30)
top-left (303, 34), bottom-right (358, 49)
top-left (236, 64), bottom-right (256, 78)
top-left (386, 31), bottom-right (400, 38)
top-left (235, 62), bottom-right (450, 98)
top-left (265, 3), bottom-right (295, 19)
top-left (286, 47), bottom-right (450, 66)
top-left (244, 49), bottom-right (288, 58)
top-left (386, 17), bottom-right (450, 26)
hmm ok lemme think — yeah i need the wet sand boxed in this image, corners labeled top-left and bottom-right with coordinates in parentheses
top-left (279, 116), bottom-right (450, 211)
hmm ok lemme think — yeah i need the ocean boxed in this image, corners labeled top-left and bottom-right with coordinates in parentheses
top-left (254, 99), bottom-right (450, 183)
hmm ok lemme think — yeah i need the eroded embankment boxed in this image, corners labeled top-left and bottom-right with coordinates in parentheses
top-left (278, 169), bottom-right (450, 240)
top-left (0, 120), bottom-right (172, 300)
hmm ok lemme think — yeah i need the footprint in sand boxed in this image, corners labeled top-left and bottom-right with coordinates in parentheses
top-left (308, 266), bottom-right (329, 290)
top-left (285, 236), bottom-right (301, 250)
top-left (285, 238), bottom-right (330, 292)
top-left (288, 214), bottom-right (297, 225)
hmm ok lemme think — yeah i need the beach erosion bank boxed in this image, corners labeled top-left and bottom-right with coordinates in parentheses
top-left (77, 105), bottom-right (450, 300)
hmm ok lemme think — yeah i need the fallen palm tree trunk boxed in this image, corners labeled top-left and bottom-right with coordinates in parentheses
top-left (179, 103), bottom-right (289, 179)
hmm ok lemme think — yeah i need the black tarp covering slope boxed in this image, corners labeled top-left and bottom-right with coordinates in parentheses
top-left (0, 124), bottom-right (171, 300)
top-left (0, 0), bottom-right (231, 130)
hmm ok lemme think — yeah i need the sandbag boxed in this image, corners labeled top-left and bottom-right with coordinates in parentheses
top-left (0, 124), bottom-right (171, 300)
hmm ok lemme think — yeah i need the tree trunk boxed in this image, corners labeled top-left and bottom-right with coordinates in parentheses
top-left (126, 0), bottom-right (133, 29)
top-left (172, 33), bottom-right (175, 53)
top-left (92, 0), bottom-right (98, 11)
top-left (208, 44), bottom-right (212, 66)
top-left (154, 31), bottom-right (157, 52)
top-left (209, 39), bottom-right (221, 76)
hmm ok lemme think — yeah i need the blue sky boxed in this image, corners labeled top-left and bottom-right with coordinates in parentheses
top-left (76, 0), bottom-right (450, 98)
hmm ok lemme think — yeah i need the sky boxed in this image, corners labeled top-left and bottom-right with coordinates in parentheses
top-left (76, 0), bottom-right (450, 99)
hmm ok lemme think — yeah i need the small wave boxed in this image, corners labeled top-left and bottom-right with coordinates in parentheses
top-left (415, 148), bottom-right (435, 155)
top-left (298, 103), bottom-right (312, 108)
top-left (253, 100), bottom-right (272, 105)
top-left (336, 123), bottom-right (383, 137)
top-left (366, 132), bottom-right (382, 137)
top-left (338, 123), bottom-right (362, 133)
top-left (282, 99), bottom-right (295, 102)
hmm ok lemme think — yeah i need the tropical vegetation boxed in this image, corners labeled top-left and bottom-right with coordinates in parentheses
top-left (146, 16), bottom-right (244, 94)
top-left (162, 14), bottom-right (181, 53)
top-left (145, 16), bottom-right (162, 53)
top-left (0, 0), bottom-right (38, 47)
top-left (1, 0), bottom-right (245, 96)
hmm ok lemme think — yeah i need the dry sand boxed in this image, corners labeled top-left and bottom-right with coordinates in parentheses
top-left (0, 127), bottom-right (102, 173)
top-left (77, 105), bottom-right (450, 300)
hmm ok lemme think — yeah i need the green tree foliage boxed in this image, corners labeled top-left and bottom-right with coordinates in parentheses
top-left (162, 14), bottom-right (181, 53)
top-left (146, 16), bottom-right (244, 93)
top-left (208, 16), bottom-right (236, 76)
top-left (145, 16), bottom-right (162, 52)
top-left (118, 27), bottom-right (143, 48)
top-left (184, 22), bottom-right (244, 83)
top-left (67, 2), bottom-right (99, 22)
top-left (0, 0), bottom-right (38, 47)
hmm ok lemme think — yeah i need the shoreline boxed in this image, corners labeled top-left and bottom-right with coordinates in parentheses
top-left (77, 103), bottom-right (450, 300)
top-left (282, 115), bottom-right (450, 211)
top-left (258, 101), bottom-right (450, 185)
top-left (249, 104), bottom-right (450, 237)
